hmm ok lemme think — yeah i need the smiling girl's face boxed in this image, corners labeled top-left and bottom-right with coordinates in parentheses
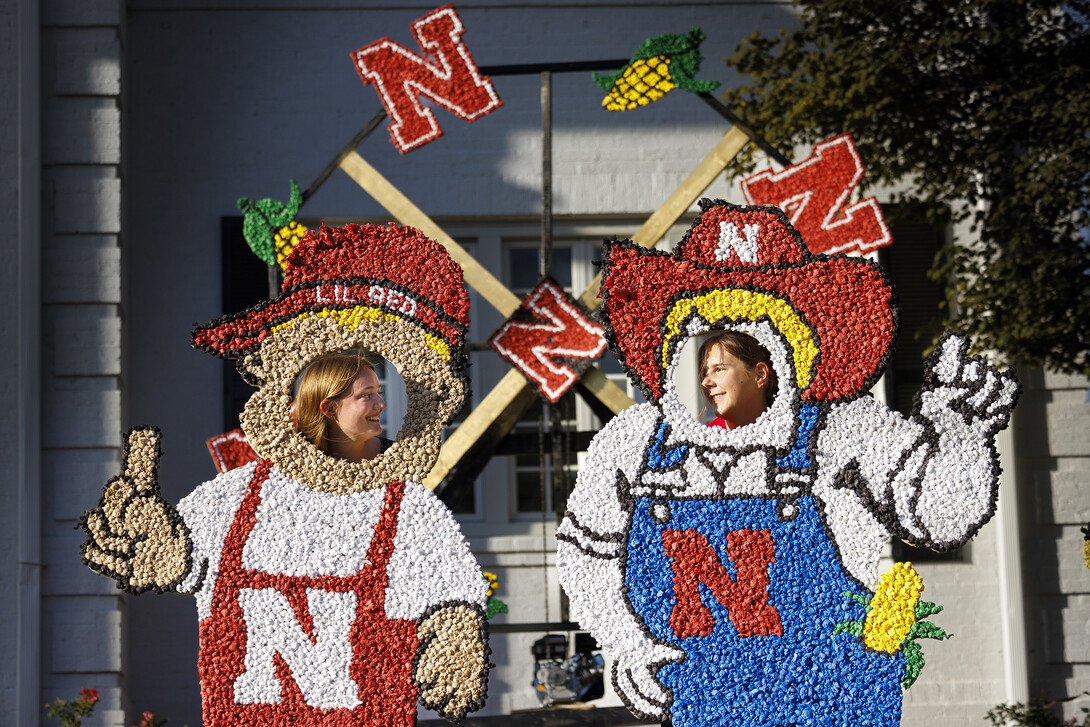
top-left (320, 366), bottom-right (386, 462)
top-left (700, 343), bottom-right (770, 430)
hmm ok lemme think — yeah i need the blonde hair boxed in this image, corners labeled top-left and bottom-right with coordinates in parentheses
top-left (294, 350), bottom-right (375, 453)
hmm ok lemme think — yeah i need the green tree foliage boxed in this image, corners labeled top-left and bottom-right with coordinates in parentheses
top-left (720, 0), bottom-right (1090, 374)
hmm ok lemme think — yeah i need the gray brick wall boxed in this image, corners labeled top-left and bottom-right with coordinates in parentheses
top-left (40, 1), bottom-right (126, 725)
top-left (1, 0), bottom-right (23, 717)
top-left (1017, 368), bottom-right (1090, 721)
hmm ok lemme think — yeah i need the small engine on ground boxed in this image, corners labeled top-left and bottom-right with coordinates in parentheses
top-left (531, 633), bottom-right (605, 707)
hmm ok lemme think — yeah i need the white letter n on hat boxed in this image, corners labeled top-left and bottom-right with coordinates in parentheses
top-left (233, 587), bottom-right (361, 708)
top-left (717, 222), bottom-right (761, 264)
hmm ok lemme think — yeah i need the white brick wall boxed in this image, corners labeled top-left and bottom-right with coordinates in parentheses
top-left (1019, 369), bottom-right (1090, 721)
top-left (39, 1), bottom-right (126, 725)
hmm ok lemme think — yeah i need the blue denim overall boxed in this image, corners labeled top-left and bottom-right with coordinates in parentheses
top-left (624, 409), bottom-right (905, 727)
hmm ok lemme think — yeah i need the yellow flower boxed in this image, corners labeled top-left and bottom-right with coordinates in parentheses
top-left (483, 571), bottom-right (499, 598)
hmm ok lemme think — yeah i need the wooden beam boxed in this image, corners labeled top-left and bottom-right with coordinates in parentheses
top-left (339, 151), bottom-right (522, 317)
top-left (423, 368), bottom-right (530, 489)
top-left (436, 382), bottom-right (540, 509)
top-left (578, 126), bottom-right (751, 311)
top-left (578, 366), bottom-right (635, 415)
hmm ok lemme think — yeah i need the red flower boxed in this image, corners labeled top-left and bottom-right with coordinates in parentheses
top-left (79, 688), bottom-right (100, 706)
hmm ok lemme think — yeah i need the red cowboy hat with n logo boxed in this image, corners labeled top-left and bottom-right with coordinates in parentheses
top-left (599, 199), bottom-right (899, 402)
top-left (192, 223), bottom-right (470, 362)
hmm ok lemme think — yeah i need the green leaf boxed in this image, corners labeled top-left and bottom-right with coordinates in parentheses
top-left (485, 599), bottom-right (509, 619)
top-left (914, 600), bottom-right (944, 619)
top-left (901, 639), bottom-right (925, 688)
top-left (842, 591), bottom-right (871, 607)
top-left (908, 621), bottom-right (950, 641)
top-left (833, 620), bottom-right (864, 638)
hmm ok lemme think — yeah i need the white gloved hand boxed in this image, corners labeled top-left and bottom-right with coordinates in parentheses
top-left (916, 332), bottom-right (1021, 435)
top-left (611, 642), bottom-right (686, 721)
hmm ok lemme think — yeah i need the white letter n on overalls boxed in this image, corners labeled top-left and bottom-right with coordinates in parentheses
top-left (233, 587), bottom-right (361, 709)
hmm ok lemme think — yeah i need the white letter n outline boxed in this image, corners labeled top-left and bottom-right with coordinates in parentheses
top-left (716, 222), bottom-right (761, 264)
top-left (233, 587), bottom-right (360, 709)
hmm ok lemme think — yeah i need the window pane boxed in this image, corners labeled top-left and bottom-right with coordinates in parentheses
top-left (516, 453), bottom-right (540, 468)
top-left (509, 248), bottom-right (540, 291)
top-left (552, 247), bottom-right (572, 289)
top-left (516, 471), bottom-right (544, 512)
top-left (552, 472), bottom-right (573, 514)
top-left (508, 246), bottom-right (573, 291)
top-left (556, 393), bottom-right (576, 421)
top-left (518, 400), bottom-right (544, 425)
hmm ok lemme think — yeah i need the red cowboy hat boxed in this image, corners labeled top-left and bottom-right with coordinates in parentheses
top-left (599, 199), bottom-right (898, 402)
top-left (192, 223), bottom-right (470, 360)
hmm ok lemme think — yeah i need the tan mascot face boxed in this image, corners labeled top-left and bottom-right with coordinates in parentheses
top-left (192, 223), bottom-right (471, 492)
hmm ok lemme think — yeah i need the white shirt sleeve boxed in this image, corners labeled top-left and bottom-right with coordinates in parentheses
top-left (384, 481), bottom-right (486, 620)
top-left (175, 461), bottom-right (255, 621)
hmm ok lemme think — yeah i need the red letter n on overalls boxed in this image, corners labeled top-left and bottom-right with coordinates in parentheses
top-left (662, 528), bottom-right (783, 639)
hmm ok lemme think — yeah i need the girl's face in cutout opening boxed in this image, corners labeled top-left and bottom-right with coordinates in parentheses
top-left (700, 344), bottom-right (770, 429)
top-left (320, 366), bottom-right (386, 460)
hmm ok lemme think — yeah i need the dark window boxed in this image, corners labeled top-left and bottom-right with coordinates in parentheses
top-left (878, 216), bottom-right (947, 416)
top-left (221, 216), bottom-right (271, 432)
top-left (879, 213), bottom-right (967, 564)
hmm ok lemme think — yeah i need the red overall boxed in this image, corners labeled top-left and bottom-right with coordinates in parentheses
top-left (198, 460), bottom-right (420, 727)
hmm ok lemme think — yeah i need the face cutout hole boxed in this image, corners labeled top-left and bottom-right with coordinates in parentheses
top-left (673, 329), bottom-right (783, 430)
top-left (291, 349), bottom-right (408, 452)
top-left (671, 335), bottom-right (712, 425)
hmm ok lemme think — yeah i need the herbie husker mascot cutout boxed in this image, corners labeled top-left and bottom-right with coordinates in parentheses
top-left (81, 224), bottom-right (489, 726)
top-left (556, 200), bottom-right (1021, 727)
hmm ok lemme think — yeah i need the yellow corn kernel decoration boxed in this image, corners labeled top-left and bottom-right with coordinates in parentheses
top-left (1082, 524), bottom-right (1090, 569)
top-left (275, 220), bottom-right (308, 270)
top-left (482, 571), bottom-right (508, 619)
top-left (602, 56), bottom-right (675, 111)
top-left (593, 27), bottom-right (720, 112)
top-left (833, 562), bottom-right (950, 688)
top-left (864, 562), bottom-right (923, 652)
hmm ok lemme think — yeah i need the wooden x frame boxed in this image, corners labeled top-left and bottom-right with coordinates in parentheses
top-left (336, 125), bottom-right (751, 489)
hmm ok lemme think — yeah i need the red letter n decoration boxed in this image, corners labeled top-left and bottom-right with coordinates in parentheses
top-left (489, 278), bottom-right (607, 403)
top-left (351, 5), bottom-right (502, 154)
top-left (741, 133), bottom-right (892, 256)
top-left (662, 528), bottom-right (783, 639)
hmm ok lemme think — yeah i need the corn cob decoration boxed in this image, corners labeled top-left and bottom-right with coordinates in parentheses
top-left (237, 179), bottom-right (307, 269)
top-left (833, 562), bottom-right (950, 688)
top-left (273, 219), bottom-right (308, 269)
top-left (594, 27), bottom-right (720, 111)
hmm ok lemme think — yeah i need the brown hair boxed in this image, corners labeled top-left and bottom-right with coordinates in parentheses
top-left (294, 350), bottom-right (375, 453)
top-left (697, 331), bottom-right (778, 408)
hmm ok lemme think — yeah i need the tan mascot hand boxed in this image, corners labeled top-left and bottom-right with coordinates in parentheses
top-left (81, 426), bottom-right (191, 594)
top-left (414, 603), bottom-right (490, 723)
